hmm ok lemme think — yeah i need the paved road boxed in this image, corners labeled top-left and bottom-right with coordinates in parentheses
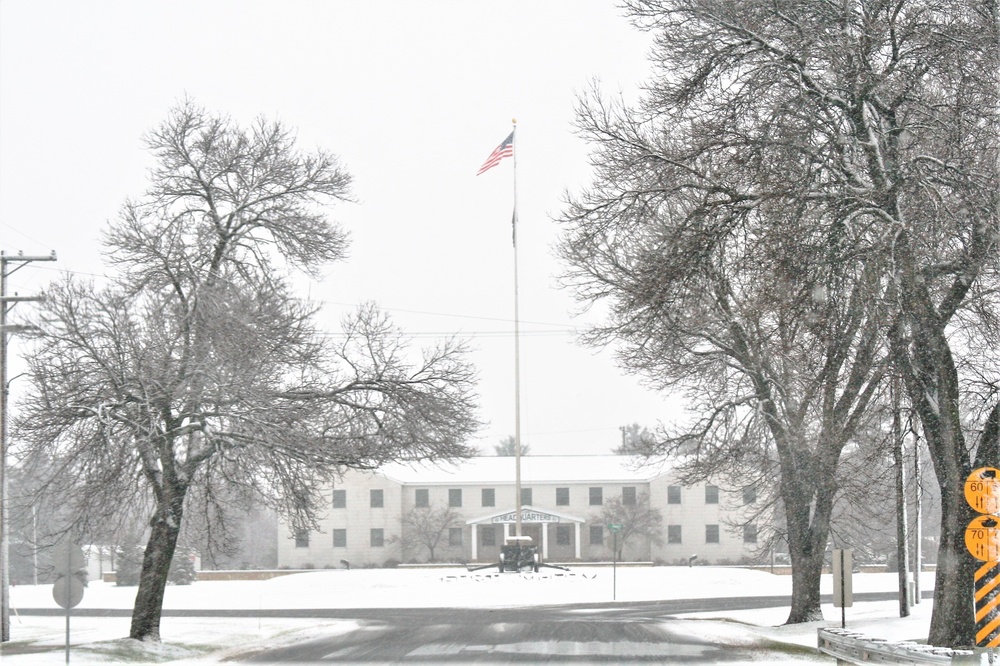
top-left (17, 592), bottom-right (928, 663)
top-left (236, 607), bottom-right (747, 663)
top-left (222, 593), bottom-right (926, 663)
top-left (230, 604), bottom-right (784, 663)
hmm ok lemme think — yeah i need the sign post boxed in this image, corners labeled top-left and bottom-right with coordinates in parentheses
top-left (52, 543), bottom-right (85, 664)
top-left (964, 467), bottom-right (1000, 649)
top-left (832, 548), bottom-right (853, 629)
top-left (608, 523), bottom-right (622, 601)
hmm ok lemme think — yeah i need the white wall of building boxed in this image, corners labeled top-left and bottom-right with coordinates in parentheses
top-left (277, 456), bottom-right (766, 568)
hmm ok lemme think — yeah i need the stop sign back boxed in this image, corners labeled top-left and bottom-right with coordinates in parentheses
top-left (52, 576), bottom-right (85, 609)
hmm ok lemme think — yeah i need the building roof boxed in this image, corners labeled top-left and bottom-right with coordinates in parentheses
top-left (378, 455), bottom-right (669, 486)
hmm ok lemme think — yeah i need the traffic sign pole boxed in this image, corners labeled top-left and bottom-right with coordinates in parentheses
top-left (608, 523), bottom-right (622, 601)
top-left (965, 467), bottom-right (1000, 649)
top-left (832, 549), bottom-right (853, 628)
top-left (51, 543), bottom-right (85, 663)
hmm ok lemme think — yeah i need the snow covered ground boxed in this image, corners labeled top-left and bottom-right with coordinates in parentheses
top-left (2, 566), bottom-right (942, 663)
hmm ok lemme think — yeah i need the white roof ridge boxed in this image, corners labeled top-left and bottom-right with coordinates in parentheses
top-left (376, 454), bottom-right (668, 485)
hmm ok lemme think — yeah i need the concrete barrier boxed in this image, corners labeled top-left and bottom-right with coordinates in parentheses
top-left (817, 628), bottom-right (978, 664)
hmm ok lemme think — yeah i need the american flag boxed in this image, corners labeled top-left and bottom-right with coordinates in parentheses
top-left (476, 132), bottom-right (514, 175)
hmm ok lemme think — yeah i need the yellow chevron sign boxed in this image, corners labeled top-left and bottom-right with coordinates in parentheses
top-left (975, 561), bottom-right (1000, 648)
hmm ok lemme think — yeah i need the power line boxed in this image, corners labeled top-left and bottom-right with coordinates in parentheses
top-left (0, 263), bottom-right (590, 339)
top-left (318, 329), bottom-right (578, 340)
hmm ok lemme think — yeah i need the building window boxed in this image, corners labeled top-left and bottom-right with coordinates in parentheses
top-left (556, 525), bottom-right (572, 546)
top-left (706, 524), bottom-right (720, 544)
top-left (449, 489), bottom-right (462, 507)
top-left (370, 528), bottom-right (384, 548)
top-left (743, 524), bottom-right (758, 544)
top-left (743, 485), bottom-right (757, 505)
top-left (449, 527), bottom-right (463, 547)
top-left (481, 527), bottom-right (496, 547)
top-left (521, 487), bottom-right (532, 506)
top-left (667, 525), bottom-right (682, 544)
top-left (294, 530), bottom-right (309, 548)
top-left (589, 525), bottom-right (604, 546)
top-left (370, 489), bottom-right (384, 508)
top-left (482, 488), bottom-right (495, 507)
top-left (589, 487), bottom-right (603, 506)
top-left (332, 489), bottom-right (346, 509)
top-left (556, 487), bottom-right (569, 506)
top-left (415, 488), bottom-right (429, 508)
top-left (667, 486), bottom-right (681, 504)
top-left (622, 487), bottom-right (637, 506)
top-left (705, 485), bottom-right (719, 504)
top-left (332, 529), bottom-right (347, 548)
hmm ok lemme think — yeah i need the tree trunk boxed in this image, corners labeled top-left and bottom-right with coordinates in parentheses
top-left (928, 472), bottom-right (976, 647)
top-left (889, 228), bottom-right (979, 648)
top-left (916, 390), bottom-right (976, 648)
top-left (913, 374), bottom-right (975, 648)
top-left (781, 466), bottom-right (833, 624)
top-left (786, 546), bottom-right (825, 623)
top-left (129, 487), bottom-right (185, 641)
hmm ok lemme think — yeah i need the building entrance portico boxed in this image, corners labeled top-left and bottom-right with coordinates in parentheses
top-left (467, 506), bottom-right (584, 561)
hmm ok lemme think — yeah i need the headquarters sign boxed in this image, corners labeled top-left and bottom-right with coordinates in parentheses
top-left (492, 509), bottom-right (561, 524)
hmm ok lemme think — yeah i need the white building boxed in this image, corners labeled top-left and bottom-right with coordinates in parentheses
top-left (277, 455), bottom-right (765, 568)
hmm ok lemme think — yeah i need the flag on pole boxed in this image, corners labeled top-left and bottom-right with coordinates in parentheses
top-left (476, 132), bottom-right (514, 175)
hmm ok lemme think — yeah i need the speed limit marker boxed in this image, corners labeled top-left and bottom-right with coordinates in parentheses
top-left (966, 515), bottom-right (1000, 562)
top-left (965, 467), bottom-right (1000, 515)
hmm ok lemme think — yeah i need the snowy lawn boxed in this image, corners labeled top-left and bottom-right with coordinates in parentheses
top-left (2, 566), bottom-right (938, 663)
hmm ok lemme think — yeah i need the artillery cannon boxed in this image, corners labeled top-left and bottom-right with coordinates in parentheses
top-left (466, 536), bottom-right (570, 573)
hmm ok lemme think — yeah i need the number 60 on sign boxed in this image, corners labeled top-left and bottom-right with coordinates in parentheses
top-left (965, 467), bottom-right (1000, 515)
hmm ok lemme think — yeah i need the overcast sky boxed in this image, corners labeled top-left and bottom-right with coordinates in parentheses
top-left (0, 0), bottom-right (683, 456)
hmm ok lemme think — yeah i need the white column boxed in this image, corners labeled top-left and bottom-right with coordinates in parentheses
top-left (471, 525), bottom-right (478, 561)
top-left (574, 523), bottom-right (582, 559)
top-left (504, 523), bottom-right (511, 544)
top-left (542, 524), bottom-right (549, 559)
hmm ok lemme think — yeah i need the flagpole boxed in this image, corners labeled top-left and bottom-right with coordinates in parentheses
top-left (511, 118), bottom-right (523, 540)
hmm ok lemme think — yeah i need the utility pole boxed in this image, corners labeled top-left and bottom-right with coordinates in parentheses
top-left (1, 250), bottom-right (56, 643)
top-left (912, 423), bottom-right (922, 605)
top-left (892, 374), bottom-right (910, 617)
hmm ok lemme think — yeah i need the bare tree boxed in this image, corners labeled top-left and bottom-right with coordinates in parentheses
top-left (559, 2), bottom-right (997, 638)
top-left (396, 504), bottom-right (462, 562)
top-left (593, 492), bottom-right (663, 560)
top-left (11, 101), bottom-right (480, 641)
top-left (560, 65), bottom-right (888, 627)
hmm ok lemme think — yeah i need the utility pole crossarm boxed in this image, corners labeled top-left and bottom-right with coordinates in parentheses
top-left (1, 295), bottom-right (45, 302)
top-left (2, 295), bottom-right (45, 320)
top-left (0, 251), bottom-right (58, 265)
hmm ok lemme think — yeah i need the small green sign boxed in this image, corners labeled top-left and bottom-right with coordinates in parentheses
top-left (608, 523), bottom-right (623, 532)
